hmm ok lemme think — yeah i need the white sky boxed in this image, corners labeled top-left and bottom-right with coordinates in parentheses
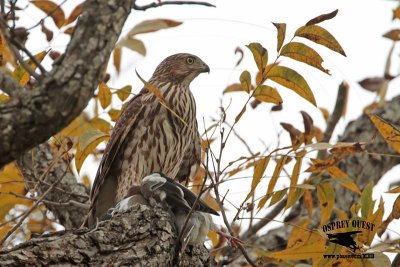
top-left (17, 0), bottom-right (400, 259)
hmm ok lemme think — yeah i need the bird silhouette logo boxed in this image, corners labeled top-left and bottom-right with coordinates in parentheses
top-left (326, 231), bottom-right (362, 252)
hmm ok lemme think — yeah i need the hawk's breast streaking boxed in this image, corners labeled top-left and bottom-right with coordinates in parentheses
top-left (87, 53), bottom-right (209, 227)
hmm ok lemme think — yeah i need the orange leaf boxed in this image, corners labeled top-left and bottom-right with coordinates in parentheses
top-left (383, 29), bottom-right (400, 41)
top-left (65, 3), bottom-right (83, 25)
top-left (113, 47), bottom-right (121, 73)
top-left (31, 0), bottom-right (66, 28)
top-left (369, 114), bottom-right (400, 153)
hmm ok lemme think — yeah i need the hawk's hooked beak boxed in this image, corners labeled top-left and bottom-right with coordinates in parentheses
top-left (201, 63), bottom-right (210, 74)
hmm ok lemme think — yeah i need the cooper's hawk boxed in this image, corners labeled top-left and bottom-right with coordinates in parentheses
top-left (87, 53), bottom-right (209, 227)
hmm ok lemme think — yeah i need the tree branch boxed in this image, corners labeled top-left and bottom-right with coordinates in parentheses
top-left (0, 0), bottom-right (133, 168)
top-left (0, 68), bottom-right (23, 97)
top-left (0, 205), bottom-right (211, 266)
top-left (132, 0), bottom-right (215, 10)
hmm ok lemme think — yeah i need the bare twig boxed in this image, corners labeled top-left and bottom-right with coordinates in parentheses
top-left (27, 0), bottom-right (68, 31)
top-left (317, 81), bottom-right (349, 159)
top-left (132, 0), bottom-right (215, 11)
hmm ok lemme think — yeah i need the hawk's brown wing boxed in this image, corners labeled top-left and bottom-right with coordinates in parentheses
top-left (87, 91), bottom-right (145, 226)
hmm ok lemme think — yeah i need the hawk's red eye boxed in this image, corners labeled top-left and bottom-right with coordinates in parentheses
top-left (186, 57), bottom-right (195, 65)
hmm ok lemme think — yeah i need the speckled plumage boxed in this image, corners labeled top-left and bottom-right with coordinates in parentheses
top-left (87, 53), bottom-right (209, 227)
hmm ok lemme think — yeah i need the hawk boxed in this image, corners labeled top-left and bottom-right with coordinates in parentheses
top-left (87, 53), bottom-right (209, 227)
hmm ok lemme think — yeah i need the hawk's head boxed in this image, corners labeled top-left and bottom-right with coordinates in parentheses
top-left (150, 53), bottom-right (210, 86)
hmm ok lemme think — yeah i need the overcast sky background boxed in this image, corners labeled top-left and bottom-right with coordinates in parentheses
top-left (19, 0), bottom-right (400, 254)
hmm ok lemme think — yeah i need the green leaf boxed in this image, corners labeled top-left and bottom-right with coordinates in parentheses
top-left (75, 129), bottom-right (109, 173)
top-left (272, 22), bottom-right (286, 52)
top-left (280, 42), bottom-right (330, 74)
top-left (244, 156), bottom-right (270, 202)
top-left (295, 25), bottom-right (346, 56)
top-left (266, 65), bottom-right (316, 106)
top-left (116, 37), bottom-right (146, 56)
top-left (246, 43), bottom-right (268, 72)
top-left (239, 71), bottom-right (252, 93)
top-left (360, 181), bottom-right (374, 218)
top-left (128, 19), bottom-right (182, 36)
top-left (253, 85), bottom-right (282, 104)
top-left (116, 85), bottom-right (132, 101)
top-left (98, 82), bottom-right (112, 109)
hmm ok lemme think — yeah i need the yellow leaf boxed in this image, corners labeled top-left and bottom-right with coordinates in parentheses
top-left (12, 50), bottom-right (48, 86)
top-left (0, 93), bottom-right (10, 104)
top-left (81, 174), bottom-right (91, 190)
top-left (128, 19), bottom-right (182, 36)
top-left (272, 22), bottom-right (286, 52)
top-left (317, 182), bottom-right (335, 226)
top-left (295, 25), bottom-right (346, 56)
top-left (393, 8), bottom-right (400, 20)
top-left (31, 0), bottom-right (65, 28)
top-left (286, 150), bottom-right (306, 209)
top-left (239, 70), bottom-right (251, 93)
top-left (56, 113), bottom-right (93, 138)
top-left (98, 82), bottom-right (112, 109)
top-left (0, 32), bottom-right (16, 67)
top-left (280, 42), bottom-right (330, 74)
top-left (116, 37), bottom-right (146, 56)
top-left (303, 189), bottom-right (313, 216)
top-left (266, 65), bottom-right (316, 106)
top-left (89, 118), bottom-right (110, 133)
top-left (319, 107), bottom-right (330, 123)
top-left (269, 220), bottom-right (326, 260)
top-left (246, 42), bottom-right (268, 72)
top-left (244, 156), bottom-right (270, 202)
top-left (253, 85), bottom-right (282, 105)
top-left (259, 156), bottom-right (288, 209)
top-left (223, 83), bottom-right (243, 94)
top-left (113, 47), bottom-right (121, 73)
top-left (75, 130), bottom-right (109, 173)
top-left (116, 85), bottom-right (132, 101)
top-left (0, 163), bottom-right (29, 219)
top-left (368, 114), bottom-right (400, 153)
top-left (270, 188), bottom-right (288, 206)
top-left (108, 108), bottom-right (122, 121)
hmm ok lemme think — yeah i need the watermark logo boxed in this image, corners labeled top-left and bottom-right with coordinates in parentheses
top-left (322, 219), bottom-right (375, 260)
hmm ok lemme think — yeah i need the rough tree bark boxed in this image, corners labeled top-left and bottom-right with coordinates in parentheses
top-left (0, 204), bottom-right (211, 266)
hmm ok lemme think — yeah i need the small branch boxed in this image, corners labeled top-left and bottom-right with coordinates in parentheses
top-left (240, 198), bottom-right (286, 240)
top-left (132, 0), bottom-right (215, 10)
top-left (317, 81), bottom-right (349, 159)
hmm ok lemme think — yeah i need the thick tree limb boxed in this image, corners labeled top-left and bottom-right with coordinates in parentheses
top-left (0, 205), bottom-right (211, 266)
top-left (17, 142), bottom-right (89, 229)
top-left (0, 0), bottom-right (133, 168)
